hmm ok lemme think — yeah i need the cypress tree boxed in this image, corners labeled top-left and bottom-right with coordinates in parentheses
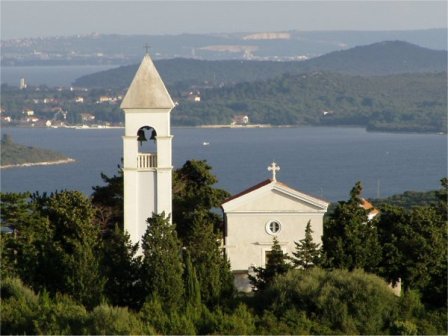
top-left (182, 249), bottom-right (201, 308)
top-left (140, 212), bottom-right (184, 310)
top-left (186, 211), bottom-right (234, 306)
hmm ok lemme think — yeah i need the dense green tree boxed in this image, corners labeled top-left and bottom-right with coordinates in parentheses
top-left (185, 211), bottom-right (234, 306)
top-left (292, 220), bottom-right (321, 269)
top-left (249, 237), bottom-right (292, 292)
top-left (100, 225), bottom-right (142, 309)
top-left (32, 191), bottom-right (105, 308)
top-left (140, 212), bottom-right (184, 310)
top-left (172, 160), bottom-right (234, 306)
top-left (173, 160), bottom-right (230, 241)
top-left (323, 181), bottom-right (382, 272)
top-left (376, 204), bottom-right (408, 285)
top-left (91, 166), bottom-right (124, 230)
top-left (403, 206), bottom-right (447, 307)
top-left (376, 182), bottom-right (447, 308)
top-left (0, 192), bottom-right (50, 281)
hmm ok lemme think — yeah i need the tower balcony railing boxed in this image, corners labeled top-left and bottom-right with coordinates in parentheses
top-left (137, 153), bottom-right (157, 169)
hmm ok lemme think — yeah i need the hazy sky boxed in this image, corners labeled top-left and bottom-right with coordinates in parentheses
top-left (1, 1), bottom-right (447, 39)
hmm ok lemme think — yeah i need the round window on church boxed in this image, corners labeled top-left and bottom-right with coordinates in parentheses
top-left (266, 220), bottom-right (281, 235)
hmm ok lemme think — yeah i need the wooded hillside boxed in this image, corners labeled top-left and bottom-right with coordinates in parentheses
top-left (73, 41), bottom-right (447, 88)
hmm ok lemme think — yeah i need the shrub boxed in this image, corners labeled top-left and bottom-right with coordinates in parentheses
top-left (264, 268), bottom-right (399, 334)
top-left (87, 304), bottom-right (145, 335)
top-left (0, 278), bottom-right (39, 334)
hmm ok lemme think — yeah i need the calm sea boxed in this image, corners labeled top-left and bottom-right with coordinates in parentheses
top-left (1, 65), bottom-right (115, 87)
top-left (1, 127), bottom-right (446, 202)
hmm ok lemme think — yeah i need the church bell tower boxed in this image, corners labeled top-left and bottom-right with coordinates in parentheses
top-left (120, 53), bottom-right (174, 245)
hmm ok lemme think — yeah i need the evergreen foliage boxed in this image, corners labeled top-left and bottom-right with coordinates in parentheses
top-left (173, 160), bottom-right (234, 306)
top-left (140, 212), bottom-right (185, 310)
top-left (376, 182), bottom-right (447, 309)
top-left (173, 159), bottom-right (230, 241)
top-left (249, 237), bottom-right (292, 291)
top-left (292, 220), bottom-right (321, 269)
top-left (36, 191), bottom-right (105, 308)
top-left (1, 165), bottom-right (446, 334)
top-left (91, 166), bottom-right (124, 230)
top-left (1, 191), bottom-right (105, 308)
top-left (182, 249), bottom-right (202, 308)
top-left (262, 268), bottom-right (398, 335)
top-left (185, 212), bottom-right (234, 306)
top-left (100, 225), bottom-right (142, 309)
top-left (323, 181), bottom-right (382, 272)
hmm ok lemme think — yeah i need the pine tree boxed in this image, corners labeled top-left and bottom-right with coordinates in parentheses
top-left (249, 236), bottom-right (291, 291)
top-left (292, 220), bottom-right (321, 269)
top-left (140, 212), bottom-right (184, 310)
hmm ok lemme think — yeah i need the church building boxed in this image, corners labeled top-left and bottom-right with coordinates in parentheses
top-left (120, 54), bottom-right (329, 292)
top-left (221, 162), bottom-right (329, 292)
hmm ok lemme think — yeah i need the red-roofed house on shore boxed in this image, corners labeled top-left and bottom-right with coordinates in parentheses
top-left (221, 162), bottom-right (329, 292)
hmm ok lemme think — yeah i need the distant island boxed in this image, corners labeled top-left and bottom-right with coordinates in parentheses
top-left (1, 134), bottom-right (74, 169)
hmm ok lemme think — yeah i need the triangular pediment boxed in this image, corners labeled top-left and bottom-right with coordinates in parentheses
top-left (121, 54), bottom-right (175, 110)
top-left (222, 180), bottom-right (329, 213)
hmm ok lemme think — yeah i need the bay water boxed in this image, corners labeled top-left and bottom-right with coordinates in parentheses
top-left (1, 65), bottom-right (116, 87)
top-left (1, 126), bottom-right (446, 202)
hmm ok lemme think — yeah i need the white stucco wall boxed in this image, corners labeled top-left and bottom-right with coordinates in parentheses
top-left (222, 181), bottom-right (328, 275)
top-left (225, 212), bottom-right (324, 271)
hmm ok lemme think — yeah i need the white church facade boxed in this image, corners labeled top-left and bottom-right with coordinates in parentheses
top-left (221, 163), bottom-right (329, 291)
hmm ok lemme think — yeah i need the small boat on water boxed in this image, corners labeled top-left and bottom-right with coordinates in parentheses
top-left (203, 142), bottom-right (210, 146)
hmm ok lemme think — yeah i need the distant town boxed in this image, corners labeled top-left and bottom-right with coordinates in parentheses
top-left (1, 78), bottom-right (252, 129)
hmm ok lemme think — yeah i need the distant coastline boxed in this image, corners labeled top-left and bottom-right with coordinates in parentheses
top-left (1, 158), bottom-right (75, 169)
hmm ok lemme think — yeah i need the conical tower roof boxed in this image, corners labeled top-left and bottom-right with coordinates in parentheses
top-left (121, 54), bottom-right (175, 109)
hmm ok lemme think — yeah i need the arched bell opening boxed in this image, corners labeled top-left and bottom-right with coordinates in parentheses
top-left (137, 126), bottom-right (157, 154)
top-left (136, 126), bottom-right (158, 169)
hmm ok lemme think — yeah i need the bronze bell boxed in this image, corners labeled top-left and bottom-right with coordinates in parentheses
top-left (137, 129), bottom-right (147, 146)
top-left (150, 129), bottom-right (156, 141)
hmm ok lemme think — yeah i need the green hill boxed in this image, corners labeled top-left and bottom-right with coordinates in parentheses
top-left (173, 71), bottom-right (447, 132)
top-left (73, 41), bottom-right (447, 89)
top-left (300, 40), bottom-right (447, 75)
top-left (1, 134), bottom-right (74, 168)
top-left (73, 58), bottom-right (303, 89)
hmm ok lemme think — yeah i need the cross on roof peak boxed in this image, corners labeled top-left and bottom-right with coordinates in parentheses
top-left (267, 162), bottom-right (280, 181)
